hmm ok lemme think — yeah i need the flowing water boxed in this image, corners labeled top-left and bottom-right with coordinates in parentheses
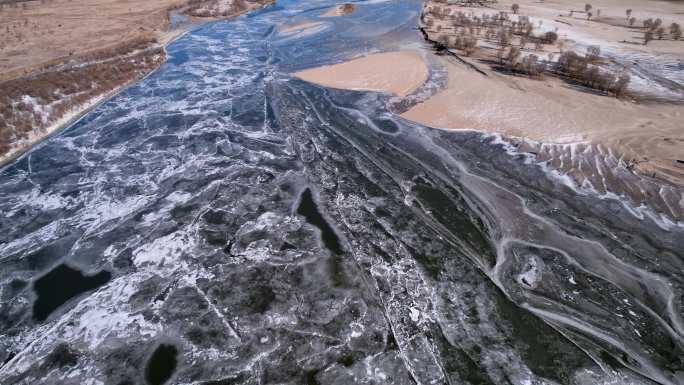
top-left (0, 0), bottom-right (683, 384)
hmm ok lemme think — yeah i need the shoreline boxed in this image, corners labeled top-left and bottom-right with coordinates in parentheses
top-left (0, 2), bottom-right (273, 169)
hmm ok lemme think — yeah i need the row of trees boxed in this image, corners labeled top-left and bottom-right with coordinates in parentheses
top-left (496, 45), bottom-right (630, 96)
top-left (421, 2), bottom-right (631, 97)
top-left (556, 50), bottom-right (630, 96)
top-left (0, 47), bottom-right (165, 155)
top-left (643, 20), bottom-right (681, 44)
top-left (423, 6), bottom-right (558, 48)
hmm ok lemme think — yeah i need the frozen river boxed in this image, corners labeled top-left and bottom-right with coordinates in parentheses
top-left (1, 0), bottom-right (683, 384)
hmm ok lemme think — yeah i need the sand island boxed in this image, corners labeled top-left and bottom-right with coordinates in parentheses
top-left (293, 50), bottom-right (429, 96)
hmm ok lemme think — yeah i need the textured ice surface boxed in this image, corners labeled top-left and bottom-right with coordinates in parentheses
top-left (0, 0), bottom-right (683, 384)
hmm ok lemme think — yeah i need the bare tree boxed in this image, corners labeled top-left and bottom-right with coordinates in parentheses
top-left (643, 18), bottom-right (653, 30)
top-left (521, 54), bottom-right (544, 76)
top-left (557, 40), bottom-right (565, 53)
top-left (644, 30), bottom-right (653, 45)
top-left (511, 3), bottom-right (519, 14)
top-left (506, 46), bottom-right (521, 68)
top-left (587, 45), bottom-right (600, 62)
top-left (612, 73), bottom-right (630, 97)
top-left (671, 23), bottom-right (682, 40)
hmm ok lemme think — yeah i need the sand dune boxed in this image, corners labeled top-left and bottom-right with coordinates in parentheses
top-left (292, 51), bottom-right (429, 96)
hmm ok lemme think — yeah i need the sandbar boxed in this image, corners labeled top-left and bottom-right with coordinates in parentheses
top-left (292, 51), bottom-right (429, 96)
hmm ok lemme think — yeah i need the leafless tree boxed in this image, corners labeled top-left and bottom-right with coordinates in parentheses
top-left (643, 18), bottom-right (653, 29)
top-left (644, 30), bottom-right (653, 45)
top-left (511, 3), bottom-right (519, 14)
top-left (671, 23), bottom-right (682, 40)
top-left (506, 46), bottom-right (522, 68)
top-left (525, 23), bottom-right (533, 36)
top-left (521, 54), bottom-right (544, 76)
top-left (586, 45), bottom-right (600, 62)
top-left (612, 73), bottom-right (630, 97)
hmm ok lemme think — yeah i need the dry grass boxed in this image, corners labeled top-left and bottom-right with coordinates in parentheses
top-left (0, 0), bottom-right (188, 81)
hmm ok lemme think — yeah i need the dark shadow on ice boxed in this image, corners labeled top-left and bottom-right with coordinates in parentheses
top-left (297, 188), bottom-right (343, 254)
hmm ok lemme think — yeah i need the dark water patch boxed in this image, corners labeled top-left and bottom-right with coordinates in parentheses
top-left (145, 344), bottom-right (179, 385)
top-left (305, 369), bottom-right (320, 385)
top-left (32, 264), bottom-right (111, 322)
top-left (337, 355), bottom-right (355, 367)
top-left (1, 352), bottom-right (16, 368)
top-left (296, 188), bottom-right (343, 254)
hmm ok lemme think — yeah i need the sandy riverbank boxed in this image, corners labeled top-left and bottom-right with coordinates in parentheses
top-left (293, 51), bottom-right (429, 97)
top-left (287, 41), bottom-right (683, 216)
top-left (401, 55), bottom-right (684, 185)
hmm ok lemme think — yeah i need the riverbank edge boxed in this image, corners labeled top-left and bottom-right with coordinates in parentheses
top-left (0, 1), bottom-right (275, 169)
